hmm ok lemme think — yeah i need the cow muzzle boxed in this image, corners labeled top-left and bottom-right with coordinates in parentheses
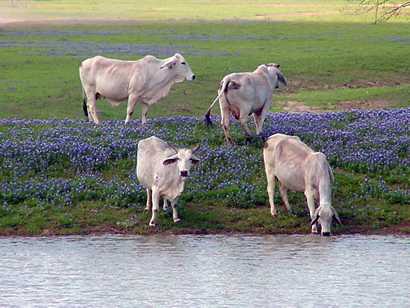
top-left (180, 170), bottom-right (189, 177)
top-left (187, 74), bottom-right (195, 81)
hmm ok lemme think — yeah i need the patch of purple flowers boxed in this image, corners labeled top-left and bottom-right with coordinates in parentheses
top-left (0, 108), bottom-right (408, 208)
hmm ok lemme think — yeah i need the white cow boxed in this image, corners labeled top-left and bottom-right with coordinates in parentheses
top-left (263, 133), bottom-right (341, 236)
top-left (136, 136), bottom-right (200, 226)
top-left (204, 63), bottom-right (287, 144)
top-left (79, 53), bottom-right (195, 125)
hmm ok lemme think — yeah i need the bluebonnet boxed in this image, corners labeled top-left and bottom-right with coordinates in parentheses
top-left (0, 108), bottom-right (408, 208)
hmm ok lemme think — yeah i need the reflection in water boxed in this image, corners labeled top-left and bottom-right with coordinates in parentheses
top-left (0, 235), bottom-right (409, 307)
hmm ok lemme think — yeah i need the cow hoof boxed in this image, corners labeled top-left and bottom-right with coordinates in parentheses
top-left (173, 218), bottom-right (181, 223)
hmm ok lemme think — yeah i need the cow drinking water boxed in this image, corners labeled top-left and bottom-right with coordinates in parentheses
top-left (263, 133), bottom-right (341, 236)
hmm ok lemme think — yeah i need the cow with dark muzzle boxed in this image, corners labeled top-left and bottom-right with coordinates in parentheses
top-left (136, 136), bottom-right (201, 226)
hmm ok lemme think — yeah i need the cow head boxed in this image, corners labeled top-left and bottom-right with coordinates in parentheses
top-left (162, 144), bottom-right (200, 178)
top-left (257, 63), bottom-right (287, 89)
top-left (311, 204), bottom-right (342, 236)
top-left (160, 53), bottom-right (195, 82)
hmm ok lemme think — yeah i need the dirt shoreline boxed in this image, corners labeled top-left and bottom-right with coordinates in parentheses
top-left (1, 222), bottom-right (409, 237)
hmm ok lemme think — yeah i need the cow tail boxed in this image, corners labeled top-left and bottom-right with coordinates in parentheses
top-left (82, 87), bottom-right (88, 118)
top-left (204, 95), bottom-right (220, 126)
top-left (204, 78), bottom-right (230, 126)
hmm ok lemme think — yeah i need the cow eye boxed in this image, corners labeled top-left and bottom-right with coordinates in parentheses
top-left (181, 62), bottom-right (186, 65)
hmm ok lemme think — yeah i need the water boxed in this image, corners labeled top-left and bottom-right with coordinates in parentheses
top-left (0, 235), bottom-right (409, 307)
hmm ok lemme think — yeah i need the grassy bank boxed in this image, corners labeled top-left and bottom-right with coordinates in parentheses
top-left (0, 110), bottom-right (409, 236)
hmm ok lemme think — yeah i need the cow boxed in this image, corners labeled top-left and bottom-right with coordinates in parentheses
top-left (204, 63), bottom-right (287, 144)
top-left (263, 133), bottom-right (341, 236)
top-left (79, 53), bottom-right (195, 125)
top-left (136, 136), bottom-right (200, 226)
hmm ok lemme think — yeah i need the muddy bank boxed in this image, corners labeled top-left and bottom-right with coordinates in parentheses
top-left (1, 221), bottom-right (410, 237)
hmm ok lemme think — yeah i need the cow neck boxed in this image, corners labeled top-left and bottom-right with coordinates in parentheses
top-left (257, 70), bottom-right (275, 91)
top-left (149, 68), bottom-right (177, 89)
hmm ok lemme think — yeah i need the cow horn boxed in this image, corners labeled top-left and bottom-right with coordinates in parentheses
top-left (311, 215), bottom-right (320, 226)
top-left (191, 144), bottom-right (200, 153)
top-left (166, 142), bottom-right (179, 154)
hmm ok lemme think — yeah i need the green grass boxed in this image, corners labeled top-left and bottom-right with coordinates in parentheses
top-left (0, 21), bottom-right (409, 120)
top-left (2, 0), bottom-right (410, 23)
top-left (0, 1), bottom-right (409, 235)
top-left (277, 85), bottom-right (410, 110)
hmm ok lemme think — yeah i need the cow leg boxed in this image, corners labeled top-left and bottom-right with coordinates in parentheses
top-left (253, 101), bottom-right (270, 135)
top-left (163, 198), bottom-right (169, 211)
top-left (279, 183), bottom-right (292, 214)
top-left (145, 188), bottom-right (152, 211)
top-left (239, 115), bottom-right (252, 139)
top-left (220, 104), bottom-right (234, 144)
top-left (141, 103), bottom-right (150, 125)
top-left (171, 200), bottom-right (180, 223)
top-left (267, 174), bottom-right (277, 217)
top-left (305, 188), bottom-right (318, 233)
top-left (149, 188), bottom-right (160, 227)
top-left (85, 91), bottom-right (100, 125)
top-left (125, 94), bottom-right (138, 124)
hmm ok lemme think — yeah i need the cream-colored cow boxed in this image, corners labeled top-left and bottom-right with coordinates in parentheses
top-left (79, 53), bottom-right (195, 125)
top-left (205, 63), bottom-right (287, 143)
top-left (263, 133), bottom-right (341, 236)
top-left (136, 136), bottom-right (200, 226)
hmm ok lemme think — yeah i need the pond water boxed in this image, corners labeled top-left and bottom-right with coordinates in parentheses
top-left (0, 234), bottom-right (409, 307)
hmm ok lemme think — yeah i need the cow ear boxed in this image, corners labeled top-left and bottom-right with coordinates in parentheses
top-left (160, 59), bottom-right (177, 69)
top-left (163, 157), bottom-right (179, 165)
top-left (190, 154), bottom-right (200, 164)
top-left (332, 206), bottom-right (342, 225)
top-left (277, 72), bottom-right (287, 86)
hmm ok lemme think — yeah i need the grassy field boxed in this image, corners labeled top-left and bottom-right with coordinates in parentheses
top-left (3, 0), bottom-right (410, 23)
top-left (0, 22), bottom-right (409, 120)
top-left (0, 1), bottom-right (409, 235)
